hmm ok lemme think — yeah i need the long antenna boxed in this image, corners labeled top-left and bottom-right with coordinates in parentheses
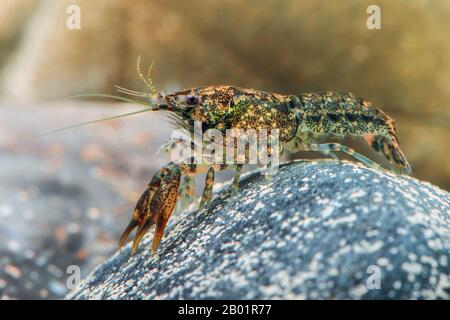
top-left (38, 106), bottom-right (155, 137)
top-left (68, 93), bottom-right (146, 105)
top-left (34, 56), bottom-right (161, 139)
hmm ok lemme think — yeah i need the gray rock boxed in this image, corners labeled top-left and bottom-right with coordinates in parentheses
top-left (66, 161), bottom-right (450, 300)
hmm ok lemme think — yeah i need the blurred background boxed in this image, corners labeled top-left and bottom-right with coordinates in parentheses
top-left (0, 0), bottom-right (448, 299)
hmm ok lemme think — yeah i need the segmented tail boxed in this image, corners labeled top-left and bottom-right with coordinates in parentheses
top-left (364, 128), bottom-right (412, 175)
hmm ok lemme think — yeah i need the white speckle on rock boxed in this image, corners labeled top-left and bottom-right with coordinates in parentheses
top-left (254, 201), bottom-right (265, 211)
top-left (372, 192), bottom-right (383, 203)
top-left (353, 240), bottom-right (384, 254)
top-left (321, 206), bottom-right (334, 218)
top-left (350, 189), bottom-right (366, 199)
top-left (407, 211), bottom-right (427, 225)
top-left (377, 257), bottom-right (390, 267)
top-left (420, 255), bottom-right (438, 268)
top-left (350, 284), bottom-right (368, 298)
top-left (366, 229), bottom-right (379, 238)
top-left (324, 214), bottom-right (357, 227)
top-left (439, 255), bottom-right (448, 267)
top-left (401, 262), bottom-right (423, 275)
top-left (305, 231), bottom-right (314, 240)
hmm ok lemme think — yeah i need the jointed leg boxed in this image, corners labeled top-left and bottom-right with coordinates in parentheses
top-left (231, 164), bottom-right (243, 195)
top-left (199, 167), bottom-right (215, 210)
top-left (294, 137), bottom-right (338, 160)
top-left (199, 162), bottom-right (242, 210)
top-left (177, 175), bottom-right (196, 211)
top-left (303, 143), bottom-right (383, 170)
top-left (319, 149), bottom-right (339, 160)
top-left (199, 162), bottom-right (243, 209)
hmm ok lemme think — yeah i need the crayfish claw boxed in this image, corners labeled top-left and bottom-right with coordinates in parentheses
top-left (119, 217), bottom-right (139, 250)
top-left (151, 217), bottom-right (169, 255)
top-left (147, 163), bottom-right (181, 254)
top-left (119, 162), bottom-right (181, 255)
top-left (132, 219), bottom-right (155, 254)
top-left (119, 185), bottom-right (157, 252)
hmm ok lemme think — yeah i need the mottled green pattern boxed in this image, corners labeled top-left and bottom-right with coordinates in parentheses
top-left (296, 92), bottom-right (389, 136)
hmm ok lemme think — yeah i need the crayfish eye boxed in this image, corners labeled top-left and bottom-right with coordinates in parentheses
top-left (186, 95), bottom-right (199, 105)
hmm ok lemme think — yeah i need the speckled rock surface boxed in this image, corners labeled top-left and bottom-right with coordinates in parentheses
top-left (66, 161), bottom-right (450, 300)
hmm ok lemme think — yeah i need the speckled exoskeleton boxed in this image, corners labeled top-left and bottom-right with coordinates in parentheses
top-left (51, 62), bottom-right (412, 255)
top-left (114, 84), bottom-right (412, 255)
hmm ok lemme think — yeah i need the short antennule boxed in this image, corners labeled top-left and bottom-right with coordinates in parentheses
top-left (115, 85), bottom-right (148, 98)
top-left (136, 55), bottom-right (158, 97)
